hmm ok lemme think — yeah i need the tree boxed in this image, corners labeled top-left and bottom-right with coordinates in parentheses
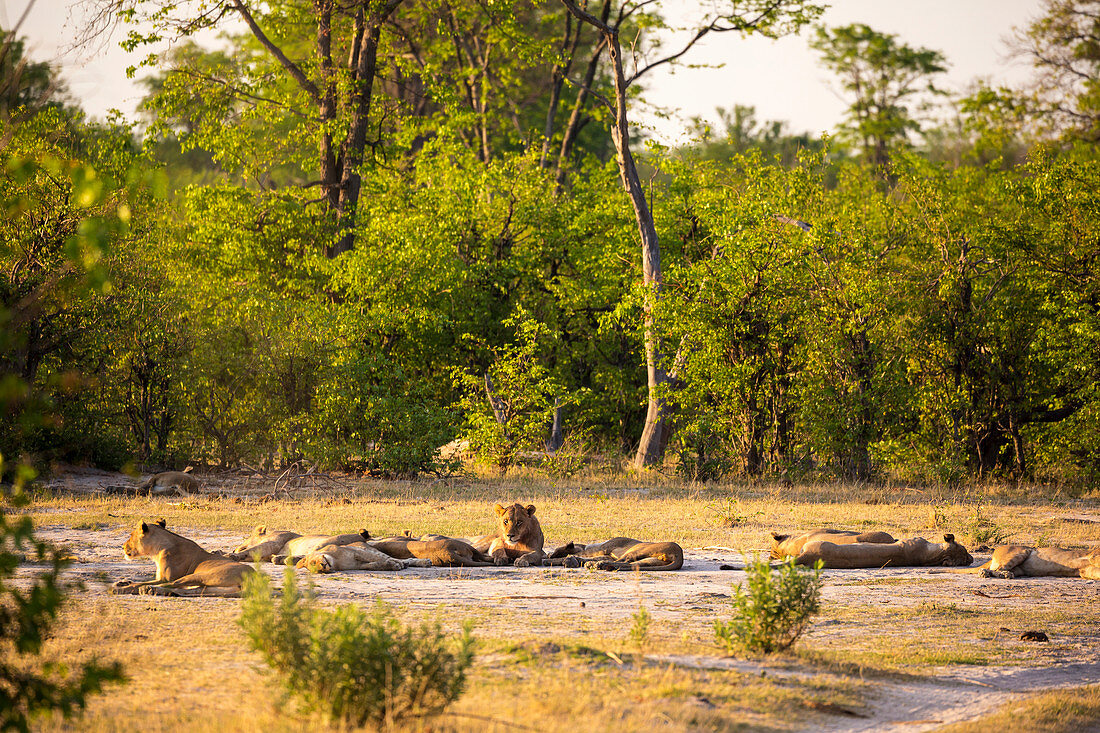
top-left (811, 23), bottom-right (947, 169)
top-left (92, 0), bottom-right (406, 257)
top-left (1010, 0), bottom-right (1100, 142)
top-left (557, 0), bottom-right (823, 468)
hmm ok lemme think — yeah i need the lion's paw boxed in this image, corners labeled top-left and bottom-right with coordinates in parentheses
top-left (493, 556), bottom-right (511, 566)
top-left (137, 585), bottom-right (175, 596)
top-left (563, 556), bottom-right (583, 569)
top-left (586, 560), bottom-right (616, 571)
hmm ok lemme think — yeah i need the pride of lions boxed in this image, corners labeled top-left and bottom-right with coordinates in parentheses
top-left (110, 501), bottom-right (1100, 597)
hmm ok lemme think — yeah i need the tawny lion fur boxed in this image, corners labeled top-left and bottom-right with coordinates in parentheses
top-left (546, 537), bottom-right (685, 571)
top-left (228, 525), bottom-right (368, 563)
top-left (790, 533), bottom-right (973, 569)
top-left (113, 520), bottom-right (254, 597)
top-left (770, 528), bottom-right (896, 560)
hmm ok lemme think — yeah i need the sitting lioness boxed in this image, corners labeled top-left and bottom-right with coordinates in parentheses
top-left (771, 529), bottom-right (896, 560)
top-left (369, 535), bottom-right (496, 567)
top-left (791, 533), bottom-right (973, 569)
top-left (295, 542), bottom-right (432, 573)
top-left (228, 526), bottom-right (368, 563)
top-left (546, 537), bottom-right (684, 571)
top-left (113, 519), bottom-right (255, 597)
top-left (937, 545), bottom-right (1100, 579)
top-left (484, 503), bottom-right (545, 567)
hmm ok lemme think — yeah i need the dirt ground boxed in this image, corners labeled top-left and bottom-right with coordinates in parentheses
top-left (12, 467), bottom-right (1100, 731)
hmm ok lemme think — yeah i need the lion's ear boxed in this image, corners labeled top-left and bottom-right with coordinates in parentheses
top-left (140, 521), bottom-right (149, 533)
top-left (525, 504), bottom-right (536, 516)
top-left (359, 529), bottom-right (371, 540)
top-left (494, 503), bottom-right (506, 516)
top-left (771, 532), bottom-right (788, 543)
top-left (403, 530), bottom-right (412, 537)
top-left (155, 518), bottom-right (166, 528)
top-left (257, 525), bottom-right (267, 534)
top-left (943, 533), bottom-right (955, 543)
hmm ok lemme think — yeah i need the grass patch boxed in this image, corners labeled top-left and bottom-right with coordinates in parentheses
top-left (936, 685), bottom-right (1100, 733)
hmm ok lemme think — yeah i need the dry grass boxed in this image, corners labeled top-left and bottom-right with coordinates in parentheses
top-left (935, 685), bottom-right (1100, 733)
top-left (24, 474), bottom-right (1100, 550)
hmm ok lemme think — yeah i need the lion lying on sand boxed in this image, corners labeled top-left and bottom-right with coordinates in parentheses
top-left (546, 537), bottom-right (685, 571)
top-left (294, 542), bottom-right (432, 573)
top-left (113, 520), bottom-right (255, 597)
top-left (783, 532), bottom-right (973, 568)
top-left (936, 545), bottom-right (1100, 579)
top-left (369, 534), bottom-right (496, 567)
top-left (228, 526), bottom-right (368, 563)
top-left (771, 529), bottom-right (895, 560)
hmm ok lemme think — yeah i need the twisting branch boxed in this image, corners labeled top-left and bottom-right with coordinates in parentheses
top-left (228, 0), bottom-right (322, 104)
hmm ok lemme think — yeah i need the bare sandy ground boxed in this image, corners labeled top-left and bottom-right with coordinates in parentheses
top-left (19, 518), bottom-right (1100, 733)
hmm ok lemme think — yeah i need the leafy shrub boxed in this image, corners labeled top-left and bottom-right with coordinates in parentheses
top-left (455, 313), bottom-right (567, 471)
top-left (239, 568), bottom-right (475, 728)
top-left (1, 463), bottom-right (126, 731)
top-left (714, 555), bottom-right (823, 654)
top-left (629, 604), bottom-right (652, 652)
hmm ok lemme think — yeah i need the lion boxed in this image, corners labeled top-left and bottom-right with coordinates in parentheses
top-left (228, 525), bottom-right (369, 563)
top-left (112, 519), bottom-right (255, 597)
top-left (546, 537), bottom-right (684, 571)
top-left (294, 542), bottom-right (433, 573)
top-left (103, 469), bottom-right (199, 497)
top-left (791, 533), bottom-right (973, 569)
top-left (770, 528), bottom-right (896, 560)
top-left (935, 545), bottom-right (1100, 579)
top-left (484, 503), bottom-right (545, 567)
top-left (369, 535), bottom-right (496, 567)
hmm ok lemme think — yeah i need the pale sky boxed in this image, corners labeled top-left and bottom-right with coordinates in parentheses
top-left (5, 0), bottom-right (1044, 143)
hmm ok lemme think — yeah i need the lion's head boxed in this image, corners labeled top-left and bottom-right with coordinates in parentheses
top-left (301, 554), bottom-right (332, 574)
top-left (123, 519), bottom-right (167, 560)
top-left (495, 502), bottom-right (538, 543)
top-left (938, 534), bottom-right (973, 566)
top-left (233, 525), bottom-right (270, 554)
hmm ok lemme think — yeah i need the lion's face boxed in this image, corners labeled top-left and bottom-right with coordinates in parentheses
top-left (233, 525), bottom-right (270, 553)
top-left (940, 534), bottom-right (973, 566)
top-left (495, 503), bottom-right (536, 542)
top-left (123, 519), bottom-right (166, 560)
top-left (304, 554), bottom-right (332, 574)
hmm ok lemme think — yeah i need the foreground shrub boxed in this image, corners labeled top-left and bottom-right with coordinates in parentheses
top-left (1, 463), bottom-right (126, 731)
top-left (714, 555), bottom-right (823, 654)
top-left (239, 569), bottom-right (475, 728)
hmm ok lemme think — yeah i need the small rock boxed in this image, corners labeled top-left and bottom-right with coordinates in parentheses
top-left (1020, 630), bottom-right (1049, 642)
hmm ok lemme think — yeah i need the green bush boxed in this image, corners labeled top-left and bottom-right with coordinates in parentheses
top-left (714, 555), bottom-right (823, 654)
top-left (239, 568), bottom-right (475, 728)
top-left (1, 463), bottom-right (126, 731)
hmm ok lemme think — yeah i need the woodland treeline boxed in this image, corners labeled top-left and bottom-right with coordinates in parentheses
top-left (3, 0), bottom-right (1100, 486)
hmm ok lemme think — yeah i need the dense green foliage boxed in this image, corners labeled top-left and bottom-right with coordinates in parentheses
top-left (4, 2), bottom-right (1100, 485)
top-left (714, 555), bottom-right (823, 654)
top-left (239, 569), bottom-right (475, 727)
top-left (0, 465), bottom-right (126, 731)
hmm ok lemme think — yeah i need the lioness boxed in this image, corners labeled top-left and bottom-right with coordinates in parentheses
top-left (113, 519), bottom-right (255, 597)
top-left (295, 542), bottom-right (432, 573)
top-left (485, 503), bottom-right (545, 567)
top-left (228, 525), bottom-right (368, 563)
top-left (792, 533), bottom-right (973, 569)
top-left (104, 470), bottom-right (199, 497)
top-left (546, 537), bottom-right (684, 571)
top-left (936, 545), bottom-right (1100, 579)
top-left (369, 535), bottom-right (496, 567)
top-left (771, 529), bottom-right (896, 560)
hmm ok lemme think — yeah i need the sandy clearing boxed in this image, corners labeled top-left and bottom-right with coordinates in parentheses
top-left (12, 521), bottom-right (1098, 731)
